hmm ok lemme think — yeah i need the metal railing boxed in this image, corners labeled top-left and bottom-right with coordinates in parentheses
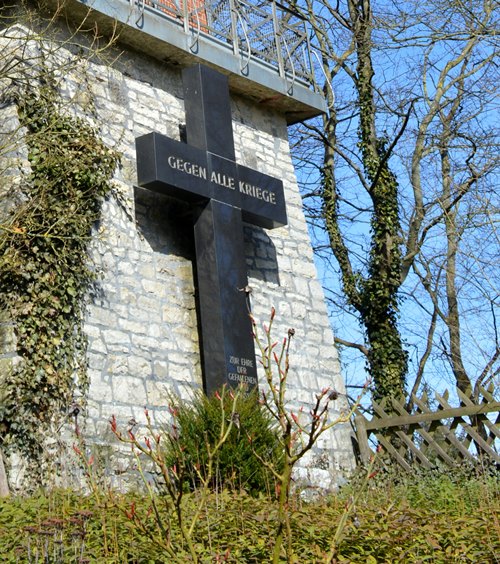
top-left (131, 0), bottom-right (318, 92)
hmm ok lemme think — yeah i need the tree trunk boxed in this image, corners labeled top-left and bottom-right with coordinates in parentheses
top-left (322, 0), bottom-right (407, 400)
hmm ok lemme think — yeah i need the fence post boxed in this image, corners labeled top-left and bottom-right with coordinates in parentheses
top-left (355, 414), bottom-right (371, 465)
top-left (0, 449), bottom-right (9, 497)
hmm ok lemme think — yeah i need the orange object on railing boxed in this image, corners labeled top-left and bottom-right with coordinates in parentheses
top-left (145, 0), bottom-right (208, 30)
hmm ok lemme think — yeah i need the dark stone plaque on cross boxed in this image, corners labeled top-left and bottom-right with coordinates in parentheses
top-left (136, 64), bottom-right (287, 395)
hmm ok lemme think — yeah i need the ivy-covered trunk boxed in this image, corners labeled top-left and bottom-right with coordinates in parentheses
top-left (363, 317), bottom-right (406, 401)
top-left (321, 0), bottom-right (407, 401)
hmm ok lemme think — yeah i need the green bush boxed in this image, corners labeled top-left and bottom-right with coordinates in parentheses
top-left (1, 474), bottom-right (499, 563)
top-left (165, 389), bottom-right (282, 495)
top-left (348, 460), bottom-right (500, 513)
top-left (0, 489), bottom-right (170, 563)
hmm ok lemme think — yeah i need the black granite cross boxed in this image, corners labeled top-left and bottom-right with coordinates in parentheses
top-left (135, 64), bottom-right (287, 395)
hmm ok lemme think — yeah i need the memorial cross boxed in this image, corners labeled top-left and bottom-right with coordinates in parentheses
top-left (136, 64), bottom-right (287, 395)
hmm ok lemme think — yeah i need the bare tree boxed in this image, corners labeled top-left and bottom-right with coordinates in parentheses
top-left (287, 0), bottom-right (499, 401)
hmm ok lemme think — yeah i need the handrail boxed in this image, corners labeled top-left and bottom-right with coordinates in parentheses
top-left (310, 49), bottom-right (334, 108)
top-left (188, 3), bottom-right (202, 50)
top-left (281, 34), bottom-right (296, 95)
top-left (234, 8), bottom-right (251, 74)
top-left (135, 0), bottom-right (145, 25)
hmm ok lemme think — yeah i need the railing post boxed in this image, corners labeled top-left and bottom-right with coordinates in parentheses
top-left (271, 0), bottom-right (285, 78)
top-left (183, 0), bottom-right (189, 33)
top-left (229, 0), bottom-right (240, 57)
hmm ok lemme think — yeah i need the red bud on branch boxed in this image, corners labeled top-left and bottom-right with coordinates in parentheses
top-left (125, 502), bottom-right (136, 520)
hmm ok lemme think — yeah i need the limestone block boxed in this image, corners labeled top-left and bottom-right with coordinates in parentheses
top-left (103, 330), bottom-right (131, 347)
top-left (127, 356), bottom-right (152, 378)
top-left (131, 334), bottom-right (160, 351)
top-left (87, 374), bottom-right (113, 402)
top-left (153, 360), bottom-right (169, 379)
top-left (113, 376), bottom-right (148, 405)
top-left (145, 380), bottom-right (172, 406)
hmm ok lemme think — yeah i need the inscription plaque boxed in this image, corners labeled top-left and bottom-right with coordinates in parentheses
top-left (136, 64), bottom-right (287, 395)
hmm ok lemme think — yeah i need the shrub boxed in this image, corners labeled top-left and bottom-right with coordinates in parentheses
top-left (1, 476), bottom-right (499, 563)
top-left (165, 389), bottom-right (282, 495)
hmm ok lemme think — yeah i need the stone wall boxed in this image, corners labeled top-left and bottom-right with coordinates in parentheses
top-left (0, 21), bottom-right (355, 489)
top-left (0, 92), bottom-right (27, 404)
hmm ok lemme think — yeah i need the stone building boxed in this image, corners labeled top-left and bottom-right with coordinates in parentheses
top-left (0, 0), bottom-right (355, 490)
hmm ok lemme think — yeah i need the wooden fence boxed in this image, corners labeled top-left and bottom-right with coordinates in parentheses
top-left (354, 384), bottom-right (500, 471)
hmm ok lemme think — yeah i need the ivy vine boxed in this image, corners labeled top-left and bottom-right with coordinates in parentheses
top-left (0, 86), bottom-right (119, 461)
